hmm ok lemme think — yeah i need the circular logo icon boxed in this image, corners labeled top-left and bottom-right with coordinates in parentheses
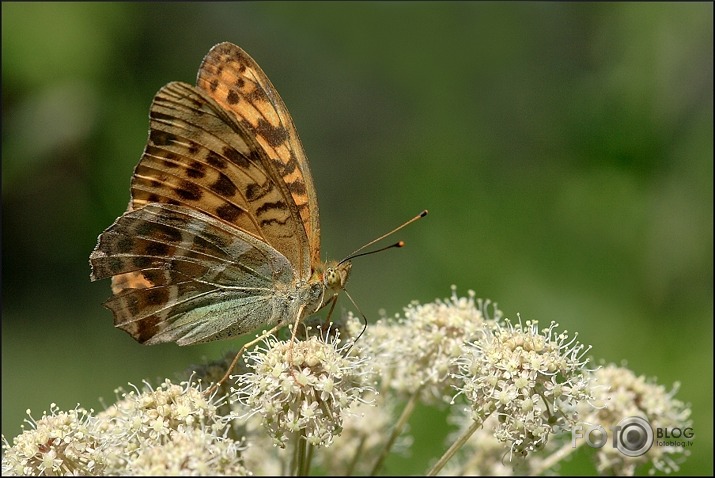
top-left (615, 416), bottom-right (653, 457)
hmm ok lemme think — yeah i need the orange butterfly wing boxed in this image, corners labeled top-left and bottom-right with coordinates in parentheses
top-left (90, 43), bottom-right (326, 345)
top-left (196, 42), bottom-right (321, 270)
top-left (128, 81), bottom-right (310, 274)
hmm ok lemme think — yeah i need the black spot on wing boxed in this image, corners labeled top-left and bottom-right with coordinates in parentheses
top-left (222, 146), bottom-right (249, 168)
top-left (187, 160), bottom-right (207, 179)
top-left (254, 118), bottom-right (288, 148)
top-left (210, 173), bottom-right (237, 197)
top-left (117, 236), bottom-right (133, 253)
top-left (175, 181), bottom-right (202, 201)
top-left (150, 130), bottom-right (175, 147)
top-left (146, 287), bottom-right (169, 306)
top-left (187, 141), bottom-right (200, 155)
top-left (205, 150), bottom-right (227, 169)
top-left (145, 241), bottom-right (170, 257)
top-left (246, 183), bottom-right (270, 201)
top-left (136, 221), bottom-right (183, 243)
top-left (216, 203), bottom-right (243, 222)
top-left (286, 179), bottom-right (306, 195)
top-left (256, 200), bottom-right (286, 216)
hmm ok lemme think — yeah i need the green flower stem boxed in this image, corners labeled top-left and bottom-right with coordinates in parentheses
top-left (346, 435), bottom-right (368, 476)
top-left (304, 441), bottom-right (315, 476)
top-left (427, 418), bottom-right (481, 476)
top-left (369, 385), bottom-right (423, 476)
top-left (530, 439), bottom-right (583, 475)
top-left (293, 432), bottom-right (307, 476)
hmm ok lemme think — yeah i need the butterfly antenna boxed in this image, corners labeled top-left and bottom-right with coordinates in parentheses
top-left (339, 209), bottom-right (428, 265)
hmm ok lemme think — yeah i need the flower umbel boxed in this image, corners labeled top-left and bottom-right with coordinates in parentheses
top-left (96, 379), bottom-right (246, 475)
top-left (577, 364), bottom-right (693, 475)
top-left (232, 329), bottom-right (374, 449)
top-left (455, 318), bottom-right (594, 458)
top-left (1, 379), bottom-right (247, 476)
top-left (1, 404), bottom-right (101, 476)
top-left (370, 286), bottom-right (499, 404)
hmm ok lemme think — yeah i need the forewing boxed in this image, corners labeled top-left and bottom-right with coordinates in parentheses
top-left (130, 81), bottom-right (310, 276)
top-left (197, 42), bottom-right (321, 268)
top-left (90, 203), bottom-right (295, 345)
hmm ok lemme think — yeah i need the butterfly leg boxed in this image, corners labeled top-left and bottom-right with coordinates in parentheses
top-left (324, 295), bottom-right (338, 322)
top-left (204, 322), bottom-right (284, 396)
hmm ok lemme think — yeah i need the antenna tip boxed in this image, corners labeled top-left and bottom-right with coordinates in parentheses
top-left (420, 209), bottom-right (428, 217)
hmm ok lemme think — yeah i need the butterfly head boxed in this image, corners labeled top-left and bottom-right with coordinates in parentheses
top-left (320, 260), bottom-right (352, 296)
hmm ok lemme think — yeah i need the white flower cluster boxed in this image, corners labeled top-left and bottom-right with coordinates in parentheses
top-left (455, 318), bottom-right (593, 457)
top-left (364, 286), bottom-right (499, 404)
top-left (2, 404), bottom-right (100, 476)
top-left (232, 328), bottom-right (374, 449)
top-left (578, 364), bottom-right (693, 475)
top-left (2, 380), bottom-right (247, 476)
top-left (2, 288), bottom-right (693, 476)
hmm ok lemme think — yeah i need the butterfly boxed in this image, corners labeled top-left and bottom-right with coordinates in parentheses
top-left (89, 43), bottom-right (425, 379)
top-left (89, 41), bottom-right (350, 345)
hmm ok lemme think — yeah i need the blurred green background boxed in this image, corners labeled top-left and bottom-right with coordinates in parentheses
top-left (2, 2), bottom-right (712, 475)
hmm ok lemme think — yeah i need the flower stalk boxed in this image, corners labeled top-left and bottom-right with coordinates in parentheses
top-left (369, 384), bottom-right (423, 476)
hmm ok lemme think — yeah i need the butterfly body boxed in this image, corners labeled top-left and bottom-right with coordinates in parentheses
top-left (90, 43), bottom-right (345, 346)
